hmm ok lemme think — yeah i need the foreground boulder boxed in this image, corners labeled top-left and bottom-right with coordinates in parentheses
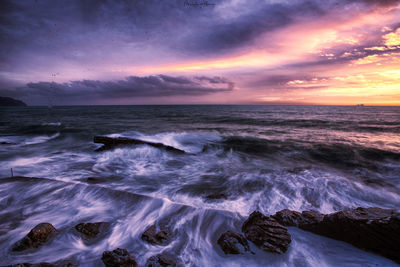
top-left (217, 231), bottom-right (251, 254)
top-left (75, 222), bottom-right (110, 239)
top-left (93, 136), bottom-right (185, 154)
top-left (12, 223), bottom-right (57, 251)
top-left (146, 253), bottom-right (181, 267)
top-left (141, 225), bottom-right (170, 246)
top-left (102, 248), bottom-right (137, 267)
top-left (242, 211), bottom-right (291, 254)
top-left (272, 207), bottom-right (400, 263)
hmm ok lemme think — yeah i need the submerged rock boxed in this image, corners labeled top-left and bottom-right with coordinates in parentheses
top-left (102, 248), bottom-right (137, 267)
top-left (93, 136), bottom-right (185, 154)
top-left (204, 193), bottom-right (228, 200)
top-left (75, 222), bottom-right (110, 239)
top-left (141, 225), bottom-right (170, 246)
top-left (272, 207), bottom-right (400, 263)
top-left (0, 141), bottom-right (18, 145)
top-left (12, 223), bottom-right (57, 251)
top-left (146, 253), bottom-right (181, 267)
top-left (242, 211), bottom-right (291, 254)
top-left (4, 259), bottom-right (75, 267)
top-left (217, 230), bottom-right (251, 254)
top-left (85, 177), bottom-right (102, 184)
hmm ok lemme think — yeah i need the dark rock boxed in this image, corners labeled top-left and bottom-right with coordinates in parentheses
top-left (141, 225), bottom-right (170, 245)
top-left (12, 223), bottom-right (57, 251)
top-left (146, 253), bottom-right (181, 267)
top-left (86, 177), bottom-right (102, 184)
top-left (75, 222), bottom-right (110, 239)
top-left (272, 207), bottom-right (400, 263)
top-left (93, 136), bottom-right (185, 154)
top-left (217, 230), bottom-right (251, 254)
top-left (102, 248), bottom-right (137, 267)
top-left (272, 209), bottom-right (323, 227)
top-left (0, 96), bottom-right (27, 107)
top-left (242, 211), bottom-right (291, 254)
top-left (0, 141), bottom-right (18, 145)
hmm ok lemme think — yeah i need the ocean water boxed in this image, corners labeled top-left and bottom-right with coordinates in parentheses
top-left (0, 105), bottom-right (399, 266)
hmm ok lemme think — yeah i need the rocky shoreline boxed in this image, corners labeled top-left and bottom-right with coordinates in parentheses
top-left (3, 201), bottom-right (399, 266)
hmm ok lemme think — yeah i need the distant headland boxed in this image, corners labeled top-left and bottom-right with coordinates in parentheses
top-left (0, 96), bottom-right (27, 106)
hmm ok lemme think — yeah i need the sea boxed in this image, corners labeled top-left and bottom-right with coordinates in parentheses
top-left (0, 105), bottom-right (399, 266)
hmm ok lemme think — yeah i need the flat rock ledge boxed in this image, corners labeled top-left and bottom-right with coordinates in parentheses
top-left (217, 230), bottom-right (251, 254)
top-left (102, 248), bottom-right (137, 267)
top-left (272, 207), bottom-right (400, 263)
top-left (93, 136), bottom-right (185, 154)
top-left (12, 223), bottom-right (57, 251)
top-left (141, 225), bottom-right (170, 246)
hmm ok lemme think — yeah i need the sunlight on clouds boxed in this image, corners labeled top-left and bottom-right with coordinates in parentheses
top-left (384, 28), bottom-right (400, 46)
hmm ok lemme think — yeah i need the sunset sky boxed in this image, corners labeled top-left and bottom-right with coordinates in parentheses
top-left (0, 0), bottom-right (400, 105)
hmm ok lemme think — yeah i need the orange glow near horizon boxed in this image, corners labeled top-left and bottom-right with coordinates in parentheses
top-left (125, 6), bottom-right (400, 106)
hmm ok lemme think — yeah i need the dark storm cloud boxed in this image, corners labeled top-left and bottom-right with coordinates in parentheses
top-left (0, 75), bottom-right (234, 104)
top-left (2, 0), bottom-right (399, 70)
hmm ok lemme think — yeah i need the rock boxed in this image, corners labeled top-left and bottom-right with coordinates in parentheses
top-left (141, 225), bottom-right (170, 245)
top-left (242, 211), bottom-right (291, 254)
top-left (93, 136), bottom-right (185, 154)
top-left (272, 207), bottom-right (400, 263)
top-left (12, 223), bottom-right (57, 251)
top-left (146, 253), bottom-right (181, 267)
top-left (272, 209), bottom-right (323, 227)
top-left (75, 222), bottom-right (110, 239)
top-left (86, 177), bottom-right (102, 184)
top-left (101, 248), bottom-right (137, 267)
top-left (0, 141), bottom-right (18, 145)
top-left (217, 230), bottom-right (251, 254)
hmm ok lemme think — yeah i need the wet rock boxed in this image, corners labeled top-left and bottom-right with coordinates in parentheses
top-left (272, 207), bottom-right (400, 263)
top-left (242, 211), bottom-right (291, 254)
top-left (217, 230), bottom-right (251, 254)
top-left (94, 136), bottom-right (185, 154)
top-left (75, 222), bottom-right (110, 239)
top-left (12, 223), bottom-right (57, 251)
top-left (86, 177), bottom-right (102, 184)
top-left (272, 209), bottom-right (323, 227)
top-left (141, 225), bottom-right (170, 245)
top-left (102, 248), bottom-right (137, 267)
top-left (146, 253), bottom-right (181, 267)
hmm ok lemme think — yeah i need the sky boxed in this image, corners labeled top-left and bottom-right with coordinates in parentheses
top-left (0, 0), bottom-right (400, 106)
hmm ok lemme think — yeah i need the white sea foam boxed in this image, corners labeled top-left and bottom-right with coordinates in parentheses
top-left (41, 122), bottom-right (62, 126)
top-left (23, 132), bottom-right (60, 145)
